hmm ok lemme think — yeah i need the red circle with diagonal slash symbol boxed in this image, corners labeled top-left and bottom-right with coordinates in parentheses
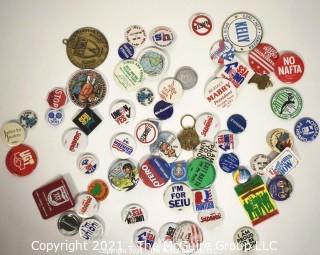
top-left (191, 14), bottom-right (213, 36)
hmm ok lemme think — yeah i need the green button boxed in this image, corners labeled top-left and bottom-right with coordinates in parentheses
top-left (187, 158), bottom-right (216, 189)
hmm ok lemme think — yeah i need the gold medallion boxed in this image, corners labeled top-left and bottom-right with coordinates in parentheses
top-left (178, 115), bottom-right (200, 151)
top-left (63, 27), bottom-right (108, 69)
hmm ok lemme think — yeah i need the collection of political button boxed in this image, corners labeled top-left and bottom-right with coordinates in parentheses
top-left (67, 69), bottom-right (107, 108)
top-left (294, 117), bottom-right (319, 142)
top-left (0, 11), bottom-right (316, 251)
top-left (19, 110), bottom-right (38, 129)
top-left (108, 159), bottom-right (139, 191)
top-left (271, 87), bottom-right (303, 119)
top-left (109, 99), bottom-right (135, 126)
top-left (62, 128), bottom-right (88, 153)
top-left (6, 144), bottom-right (38, 176)
top-left (136, 87), bottom-right (154, 106)
top-left (88, 179), bottom-right (109, 201)
top-left (122, 204), bottom-right (147, 224)
top-left (79, 217), bottom-right (104, 241)
top-left (138, 47), bottom-right (169, 78)
top-left (77, 153), bottom-right (98, 174)
top-left (149, 131), bottom-right (181, 163)
top-left (110, 132), bottom-right (136, 159)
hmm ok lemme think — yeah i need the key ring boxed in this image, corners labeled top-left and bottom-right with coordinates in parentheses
top-left (180, 114), bottom-right (196, 129)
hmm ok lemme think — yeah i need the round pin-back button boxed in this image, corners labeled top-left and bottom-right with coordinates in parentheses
top-left (267, 128), bottom-right (294, 153)
top-left (47, 87), bottom-right (67, 109)
top-left (158, 78), bottom-right (183, 104)
top-left (67, 69), bottom-right (107, 108)
top-left (198, 207), bottom-right (223, 227)
top-left (215, 130), bottom-right (237, 152)
top-left (57, 211), bottom-right (82, 236)
top-left (234, 226), bottom-right (258, 252)
top-left (46, 109), bottom-right (64, 127)
top-left (204, 77), bottom-right (237, 108)
top-left (195, 112), bottom-right (220, 140)
top-left (109, 99), bottom-right (135, 126)
top-left (1, 121), bottom-right (25, 147)
top-left (170, 161), bottom-right (188, 182)
top-left (233, 166), bottom-right (251, 184)
top-left (219, 153), bottom-right (239, 173)
top-left (110, 132), bottom-right (136, 159)
top-left (139, 156), bottom-right (171, 188)
top-left (88, 179), bottom-right (109, 202)
top-left (113, 59), bottom-right (145, 90)
top-left (135, 120), bottom-right (159, 145)
top-left (159, 222), bottom-right (178, 243)
top-left (150, 26), bottom-right (175, 48)
top-left (74, 193), bottom-right (99, 218)
top-left (138, 47), bottom-right (169, 78)
top-left (209, 40), bottom-right (235, 65)
top-left (121, 204), bottom-right (147, 225)
top-left (187, 158), bottom-right (216, 189)
top-left (77, 153), bottom-right (98, 174)
top-left (250, 154), bottom-right (270, 176)
top-left (248, 43), bottom-right (279, 75)
top-left (173, 221), bottom-right (203, 254)
top-left (271, 87), bottom-right (303, 119)
top-left (149, 131), bottom-right (181, 163)
top-left (79, 217), bottom-right (104, 241)
top-left (275, 51), bottom-right (304, 84)
top-left (133, 227), bottom-right (158, 251)
top-left (153, 100), bottom-right (174, 120)
top-left (193, 140), bottom-right (218, 163)
top-left (163, 183), bottom-right (193, 211)
top-left (62, 128), bottom-right (88, 153)
top-left (118, 42), bottom-right (135, 60)
top-left (6, 144), bottom-right (37, 176)
top-left (125, 25), bottom-right (147, 47)
top-left (63, 27), bottom-right (108, 69)
top-left (108, 159), bottom-right (139, 191)
top-left (227, 114), bottom-right (247, 134)
top-left (175, 66), bottom-right (198, 90)
top-left (268, 175), bottom-right (293, 201)
top-left (189, 13), bottom-right (213, 36)
top-left (19, 110), bottom-right (38, 129)
top-left (137, 87), bottom-right (154, 106)
top-left (294, 117), bottom-right (319, 142)
top-left (222, 12), bottom-right (263, 52)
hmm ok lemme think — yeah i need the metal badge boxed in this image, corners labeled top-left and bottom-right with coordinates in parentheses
top-left (178, 115), bottom-right (200, 151)
top-left (57, 211), bottom-right (82, 236)
top-left (248, 73), bottom-right (273, 90)
top-left (63, 27), bottom-right (108, 69)
top-left (175, 66), bottom-right (198, 90)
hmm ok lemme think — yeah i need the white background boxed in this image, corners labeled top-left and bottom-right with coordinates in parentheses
top-left (0, 0), bottom-right (319, 254)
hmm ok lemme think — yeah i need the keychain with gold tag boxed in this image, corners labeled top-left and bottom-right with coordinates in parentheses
top-left (178, 115), bottom-right (200, 151)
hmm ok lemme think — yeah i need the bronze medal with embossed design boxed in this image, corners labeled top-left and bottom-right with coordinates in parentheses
top-left (178, 115), bottom-right (200, 151)
top-left (63, 27), bottom-right (108, 69)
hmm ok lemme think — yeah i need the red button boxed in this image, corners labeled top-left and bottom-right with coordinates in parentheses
top-left (47, 87), bottom-right (67, 109)
top-left (6, 144), bottom-right (38, 176)
top-left (248, 43), bottom-right (279, 75)
top-left (275, 51), bottom-right (304, 84)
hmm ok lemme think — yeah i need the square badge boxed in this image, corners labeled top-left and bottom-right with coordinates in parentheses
top-left (73, 107), bottom-right (102, 135)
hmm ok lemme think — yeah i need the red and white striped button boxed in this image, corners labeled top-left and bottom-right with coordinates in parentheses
top-left (248, 43), bottom-right (279, 75)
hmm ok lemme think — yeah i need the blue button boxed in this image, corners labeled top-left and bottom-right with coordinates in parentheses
top-left (118, 43), bottom-right (135, 60)
top-left (227, 114), bottom-right (247, 134)
top-left (294, 117), bottom-right (319, 142)
top-left (219, 153), bottom-right (239, 173)
top-left (153, 100), bottom-right (174, 120)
